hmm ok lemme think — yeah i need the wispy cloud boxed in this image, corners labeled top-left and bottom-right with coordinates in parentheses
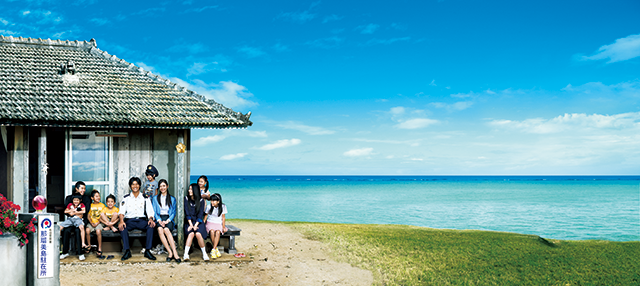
top-left (350, 138), bottom-right (421, 147)
top-left (275, 121), bottom-right (335, 135)
top-left (131, 7), bottom-right (166, 17)
top-left (344, 147), bottom-right (373, 157)
top-left (390, 23), bottom-right (408, 31)
top-left (490, 112), bottom-right (640, 134)
top-left (430, 101), bottom-right (474, 111)
top-left (90, 18), bottom-right (109, 25)
top-left (429, 79), bottom-right (437, 86)
top-left (21, 10), bottom-right (63, 25)
top-left (184, 5), bottom-right (219, 13)
top-left (220, 153), bottom-right (248, 160)
top-left (272, 43), bottom-right (290, 52)
top-left (169, 78), bottom-right (257, 109)
top-left (305, 37), bottom-right (343, 49)
top-left (257, 139), bottom-right (301, 150)
top-left (322, 14), bottom-right (343, 24)
top-left (395, 118), bottom-right (439, 129)
top-left (0, 18), bottom-right (9, 25)
top-left (237, 45), bottom-right (266, 58)
top-left (355, 23), bottom-right (379, 34)
top-left (364, 37), bottom-right (411, 46)
top-left (186, 56), bottom-right (232, 76)
top-left (581, 33), bottom-right (640, 63)
top-left (193, 135), bottom-right (225, 147)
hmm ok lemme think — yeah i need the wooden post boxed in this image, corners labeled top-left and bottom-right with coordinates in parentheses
top-left (38, 128), bottom-right (47, 198)
top-left (176, 132), bottom-right (186, 250)
top-left (11, 127), bottom-right (29, 213)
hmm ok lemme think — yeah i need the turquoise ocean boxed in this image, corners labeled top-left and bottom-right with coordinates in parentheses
top-left (190, 176), bottom-right (640, 241)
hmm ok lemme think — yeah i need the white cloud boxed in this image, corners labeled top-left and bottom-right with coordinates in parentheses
top-left (364, 37), bottom-right (411, 46)
top-left (581, 33), bottom-right (640, 63)
top-left (489, 112), bottom-right (640, 134)
top-left (322, 14), bottom-right (343, 23)
top-left (272, 43), bottom-right (290, 52)
top-left (276, 10), bottom-right (316, 23)
top-left (90, 18), bottom-right (109, 25)
top-left (389, 106), bottom-right (405, 115)
top-left (0, 18), bottom-right (9, 25)
top-left (170, 78), bottom-right (257, 109)
top-left (430, 101), bottom-right (473, 111)
top-left (355, 23), bottom-right (379, 34)
top-left (344, 147), bottom-right (373, 157)
top-left (275, 121), bottom-right (335, 135)
top-left (390, 23), bottom-right (408, 31)
top-left (305, 37), bottom-right (343, 49)
top-left (257, 139), bottom-right (301, 150)
top-left (429, 79), bottom-right (436, 86)
top-left (193, 135), bottom-right (226, 147)
top-left (220, 153), bottom-right (248, 160)
top-left (395, 118), bottom-right (439, 129)
top-left (238, 46), bottom-right (266, 58)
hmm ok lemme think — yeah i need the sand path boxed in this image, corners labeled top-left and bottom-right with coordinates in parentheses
top-left (60, 221), bottom-right (373, 285)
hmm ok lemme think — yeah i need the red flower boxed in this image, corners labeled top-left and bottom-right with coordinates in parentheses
top-left (22, 233), bottom-right (27, 238)
top-left (24, 239), bottom-right (28, 244)
top-left (0, 230), bottom-right (3, 235)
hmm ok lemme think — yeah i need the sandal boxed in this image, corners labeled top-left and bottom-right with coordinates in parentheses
top-left (106, 255), bottom-right (114, 260)
top-left (234, 253), bottom-right (245, 258)
top-left (82, 246), bottom-right (91, 254)
top-left (96, 250), bottom-right (103, 256)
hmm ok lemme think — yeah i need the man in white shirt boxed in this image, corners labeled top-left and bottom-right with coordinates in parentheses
top-left (118, 177), bottom-right (156, 261)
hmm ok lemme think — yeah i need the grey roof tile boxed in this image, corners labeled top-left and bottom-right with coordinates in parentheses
top-left (0, 35), bottom-right (252, 129)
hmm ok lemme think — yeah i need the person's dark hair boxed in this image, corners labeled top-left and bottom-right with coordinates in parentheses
top-left (75, 181), bottom-right (85, 190)
top-left (90, 190), bottom-right (100, 198)
top-left (106, 194), bottom-right (116, 203)
top-left (188, 183), bottom-right (202, 214)
top-left (197, 175), bottom-right (209, 192)
top-left (128, 177), bottom-right (142, 188)
top-left (207, 193), bottom-right (224, 217)
top-left (157, 179), bottom-right (172, 208)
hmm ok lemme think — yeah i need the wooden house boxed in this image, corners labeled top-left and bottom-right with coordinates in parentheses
top-left (0, 36), bottom-right (252, 245)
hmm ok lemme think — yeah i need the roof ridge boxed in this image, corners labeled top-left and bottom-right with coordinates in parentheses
top-left (87, 43), bottom-right (250, 123)
top-left (0, 35), bottom-right (96, 49)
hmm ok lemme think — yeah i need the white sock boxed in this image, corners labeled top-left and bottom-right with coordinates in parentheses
top-left (184, 246), bottom-right (190, 254)
top-left (201, 247), bottom-right (207, 255)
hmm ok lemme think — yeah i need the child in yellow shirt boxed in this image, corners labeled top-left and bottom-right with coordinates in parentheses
top-left (100, 194), bottom-right (120, 232)
top-left (85, 190), bottom-right (106, 257)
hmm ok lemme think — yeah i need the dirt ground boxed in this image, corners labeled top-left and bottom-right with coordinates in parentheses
top-left (60, 221), bottom-right (373, 285)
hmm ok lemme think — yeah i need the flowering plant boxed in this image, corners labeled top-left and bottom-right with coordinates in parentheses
top-left (0, 194), bottom-right (37, 247)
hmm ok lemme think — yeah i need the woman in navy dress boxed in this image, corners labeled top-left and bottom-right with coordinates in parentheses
top-left (183, 183), bottom-right (208, 261)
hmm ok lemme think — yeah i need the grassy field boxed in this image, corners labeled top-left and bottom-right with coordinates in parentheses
top-left (235, 219), bottom-right (640, 285)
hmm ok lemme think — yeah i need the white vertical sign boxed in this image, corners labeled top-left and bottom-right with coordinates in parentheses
top-left (37, 215), bottom-right (54, 279)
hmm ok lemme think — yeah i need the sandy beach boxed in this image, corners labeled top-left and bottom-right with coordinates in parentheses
top-left (60, 220), bottom-right (373, 285)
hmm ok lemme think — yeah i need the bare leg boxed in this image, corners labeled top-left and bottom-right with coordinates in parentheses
top-left (158, 227), bottom-right (171, 257)
top-left (164, 228), bottom-right (179, 259)
top-left (96, 229), bottom-right (102, 252)
top-left (85, 227), bottom-right (91, 247)
top-left (79, 226), bottom-right (86, 248)
top-left (195, 233), bottom-right (205, 248)
top-left (212, 230), bottom-right (221, 248)
top-left (185, 232), bottom-right (195, 249)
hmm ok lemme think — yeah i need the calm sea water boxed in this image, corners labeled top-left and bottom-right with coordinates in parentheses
top-left (190, 176), bottom-right (640, 241)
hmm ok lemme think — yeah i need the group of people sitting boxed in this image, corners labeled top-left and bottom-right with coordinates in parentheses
top-left (59, 165), bottom-right (227, 262)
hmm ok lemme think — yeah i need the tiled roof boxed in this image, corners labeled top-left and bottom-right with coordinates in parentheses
top-left (0, 36), bottom-right (252, 129)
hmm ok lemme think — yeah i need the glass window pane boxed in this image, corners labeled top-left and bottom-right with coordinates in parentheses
top-left (72, 132), bottom-right (109, 182)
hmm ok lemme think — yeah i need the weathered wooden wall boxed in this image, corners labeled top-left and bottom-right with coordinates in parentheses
top-left (112, 129), bottom-right (190, 212)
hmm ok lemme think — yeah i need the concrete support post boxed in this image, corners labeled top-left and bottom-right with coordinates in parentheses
top-left (38, 128), bottom-right (47, 198)
top-left (176, 132), bottom-right (185, 250)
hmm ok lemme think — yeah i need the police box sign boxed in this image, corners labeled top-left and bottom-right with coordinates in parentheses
top-left (38, 215), bottom-right (54, 279)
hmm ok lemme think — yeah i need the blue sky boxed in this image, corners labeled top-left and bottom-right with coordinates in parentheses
top-left (2, 0), bottom-right (640, 175)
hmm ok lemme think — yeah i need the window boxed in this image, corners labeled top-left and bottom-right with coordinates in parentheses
top-left (65, 130), bottom-right (114, 202)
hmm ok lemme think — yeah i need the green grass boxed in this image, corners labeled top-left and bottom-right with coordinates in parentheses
top-left (232, 219), bottom-right (640, 285)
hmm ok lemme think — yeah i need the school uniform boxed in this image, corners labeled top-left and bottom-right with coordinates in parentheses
top-left (119, 192), bottom-right (155, 251)
top-left (151, 194), bottom-right (177, 231)
top-left (184, 197), bottom-right (207, 239)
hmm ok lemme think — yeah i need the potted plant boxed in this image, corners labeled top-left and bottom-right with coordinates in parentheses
top-left (1, 193), bottom-right (37, 246)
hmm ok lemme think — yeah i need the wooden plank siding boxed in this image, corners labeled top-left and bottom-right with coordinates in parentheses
top-left (112, 129), bottom-right (190, 249)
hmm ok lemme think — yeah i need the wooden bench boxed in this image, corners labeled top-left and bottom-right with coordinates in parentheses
top-left (100, 225), bottom-right (241, 254)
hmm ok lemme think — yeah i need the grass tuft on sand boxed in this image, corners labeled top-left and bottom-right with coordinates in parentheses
top-left (235, 219), bottom-right (640, 285)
